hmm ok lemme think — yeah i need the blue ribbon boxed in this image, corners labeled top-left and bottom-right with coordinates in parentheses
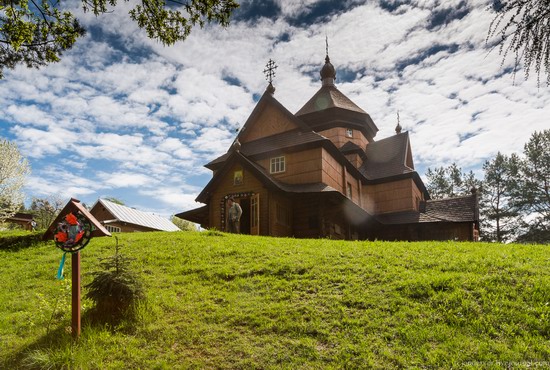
top-left (56, 252), bottom-right (67, 280)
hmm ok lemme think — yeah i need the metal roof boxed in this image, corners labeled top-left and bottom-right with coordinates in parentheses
top-left (94, 199), bottom-right (180, 232)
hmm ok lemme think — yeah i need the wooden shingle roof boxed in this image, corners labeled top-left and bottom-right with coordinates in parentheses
top-left (296, 85), bottom-right (367, 116)
top-left (360, 132), bottom-right (414, 180)
top-left (205, 130), bottom-right (327, 169)
top-left (375, 194), bottom-right (479, 225)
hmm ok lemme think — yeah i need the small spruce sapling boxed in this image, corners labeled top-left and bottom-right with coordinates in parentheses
top-left (85, 237), bottom-right (145, 323)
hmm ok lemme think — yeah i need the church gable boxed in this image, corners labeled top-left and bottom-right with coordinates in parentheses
top-left (240, 103), bottom-right (300, 143)
top-left (238, 92), bottom-right (308, 144)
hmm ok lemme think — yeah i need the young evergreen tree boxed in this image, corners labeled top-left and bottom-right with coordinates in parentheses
top-left (479, 152), bottom-right (521, 242)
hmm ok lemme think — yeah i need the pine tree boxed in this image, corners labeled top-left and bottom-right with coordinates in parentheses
top-left (515, 130), bottom-right (550, 243)
top-left (479, 152), bottom-right (521, 242)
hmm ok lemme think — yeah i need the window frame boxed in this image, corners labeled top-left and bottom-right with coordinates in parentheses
top-left (346, 128), bottom-right (353, 138)
top-left (270, 156), bottom-right (286, 174)
top-left (105, 225), bottom-right (121, 233)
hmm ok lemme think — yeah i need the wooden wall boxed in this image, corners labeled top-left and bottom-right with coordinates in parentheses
top-left (370, 222), bottom-right (475, 241)
top-left (321, 148), bottom-right (362, 207)
top-left (321, 148), bottom-right (343, 191)
top-left (363, 179), bottom-right (418, 215)
top-left (241, 103), bottom-right (299, 143)
top-left (291, 194), bottom-right (322, 239)
top-left (290, 194), bottom-right (360, 240)
top-left (257, 148), bottom-right (323, 185)
top-left (318, 127), bottom-right (369, 149)
top-left (269, 192), bottom-right (293, 237)
top-left (345, 153), bottom-right (363, 168)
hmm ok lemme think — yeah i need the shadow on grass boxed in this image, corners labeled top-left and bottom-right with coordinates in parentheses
top-left (4, 308), bottom-right (143, 369)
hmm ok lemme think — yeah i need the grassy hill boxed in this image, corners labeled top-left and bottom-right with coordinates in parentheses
top-left (1, 231), bottom-right (549, 369)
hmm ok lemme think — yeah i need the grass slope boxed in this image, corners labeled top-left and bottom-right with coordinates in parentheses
top-left (1, 231), bottom-right (549, 369)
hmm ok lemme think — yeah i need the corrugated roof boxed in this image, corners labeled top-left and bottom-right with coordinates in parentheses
top-left (95, 199), bottom-right (180, 232)
top-left (296, 85), bottom-right (366, 116)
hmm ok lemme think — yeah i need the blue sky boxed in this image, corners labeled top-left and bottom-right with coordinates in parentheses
top-left (0, 0), bottom-right (548, 218)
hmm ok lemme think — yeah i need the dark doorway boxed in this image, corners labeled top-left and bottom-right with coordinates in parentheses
top-left (239, 198), bottom-right (251, 234)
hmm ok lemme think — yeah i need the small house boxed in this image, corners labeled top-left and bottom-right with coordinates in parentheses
top-left (90, 198), bottom-right (180, 233)
top-left (4, 212), bottom-right (35, 231)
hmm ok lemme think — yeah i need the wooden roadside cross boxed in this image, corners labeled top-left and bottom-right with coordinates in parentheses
top-left (43, 198), bottom-right (111, 339)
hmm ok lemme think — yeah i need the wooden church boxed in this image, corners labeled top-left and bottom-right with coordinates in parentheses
top-left (177, 55), bottom-right (479, 241)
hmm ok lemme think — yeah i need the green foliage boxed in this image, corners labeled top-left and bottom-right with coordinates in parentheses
top-left (515, 130), bottom-right (550, 243)
top-left (29, 196), bottom-right (65, 230)
top-left (1, 231), bottom-right (549, 368)
top-left (480, 152), bottom-right (522, 242)
top-left (103, 197), bottom-right (125, 205)
top-left (425, 162), bottom-right (480, 199)
top-left (487, 0), bottom-right (550, 86)
top-left (0, 0), bottom-right (86, 78)
top-left (0, 0), bottom-right (239, 78)
top-left (0, 229), bottom-right (43, 249)
top-left (171, 215), bottom-right (197, 231)
top-left (85, 238), bottom-right (145, 324)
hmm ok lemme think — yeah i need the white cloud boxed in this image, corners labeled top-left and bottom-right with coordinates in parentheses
top-left (97, 171), bottom-right (156, 188)
top-left (139, 187), bottom-right (202, 213)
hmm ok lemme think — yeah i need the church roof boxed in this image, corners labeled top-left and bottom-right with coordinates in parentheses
top-left (197, 150), bottom-right (341, 203)
top-left (295, 85), bottom-right (367, 116)
top-left (360, 132), bottom-right (414, 180)
top-left (375, 194), bottom-right (479, 225)
top-left (205, 130), bottom-right (327, 169)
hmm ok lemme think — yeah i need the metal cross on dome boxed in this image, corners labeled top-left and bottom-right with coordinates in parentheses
top-left (263, 59), bottom-right (278, 84)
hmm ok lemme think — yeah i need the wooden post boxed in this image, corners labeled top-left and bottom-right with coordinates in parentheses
top-left (71, 252), bottom-right (81, 339)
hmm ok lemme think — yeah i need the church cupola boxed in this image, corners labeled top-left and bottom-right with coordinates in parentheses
top-left (320, 55), bottom-right (336, 86)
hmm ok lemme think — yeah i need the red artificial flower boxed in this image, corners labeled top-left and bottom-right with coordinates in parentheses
top-left (75, 231), bottom-right (85, 243)
top-left (55, 232), bottom-right (68, 243)
top-left (65, 213), bottom-right (78, 225)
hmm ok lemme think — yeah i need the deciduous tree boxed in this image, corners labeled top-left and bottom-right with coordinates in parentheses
top-left (30, 195), bottom-right (64, 229)
top-left (0, 0), bottom-right (239, 78)
top-left (0, 139), bottom-right (30, 222)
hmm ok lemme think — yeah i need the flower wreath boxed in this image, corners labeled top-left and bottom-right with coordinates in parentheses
top-left (54, 212), bottom-right (93, 252)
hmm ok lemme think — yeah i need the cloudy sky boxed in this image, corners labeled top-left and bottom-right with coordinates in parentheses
top-left (0, 0), bottom-right (548, 218)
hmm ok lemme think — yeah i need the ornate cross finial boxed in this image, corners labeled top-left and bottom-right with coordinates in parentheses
top-left (326, 35), bottom-right (329, 57)
top-left (263, 59), bottom-right (278, 84)
top-left (395, 110), bottom-right (402, 134)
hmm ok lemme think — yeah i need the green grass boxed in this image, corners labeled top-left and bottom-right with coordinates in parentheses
top-left (1, 231), bottom-right (549, 369)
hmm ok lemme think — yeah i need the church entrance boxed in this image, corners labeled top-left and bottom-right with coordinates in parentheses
top-left (224, 193), bottom-right (260, 235)
top-left (239, 198), bottom-right (250, 234)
